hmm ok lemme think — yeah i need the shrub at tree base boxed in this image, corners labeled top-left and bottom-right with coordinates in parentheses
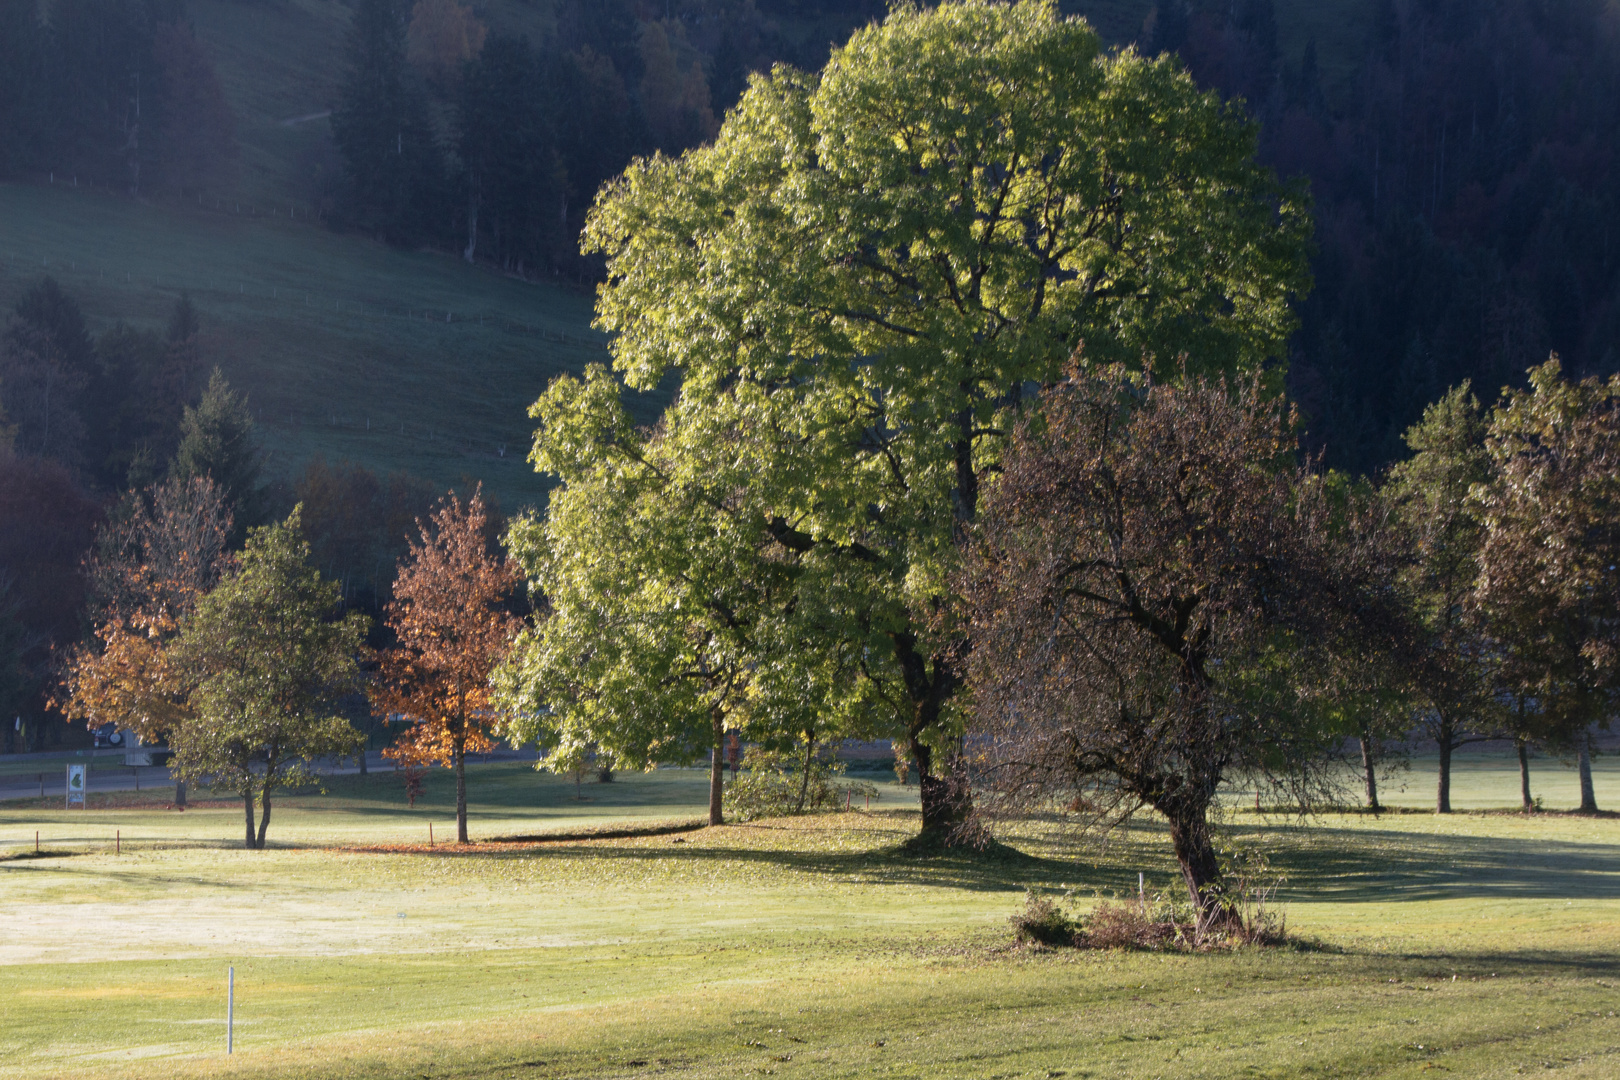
top-left (722, 746), bottom-right (877, 823)
top-left (1011, 886), bottom-right (1287, 952)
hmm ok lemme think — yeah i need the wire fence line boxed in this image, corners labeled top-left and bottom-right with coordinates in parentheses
top-left (255, 407), bottom-right (535, 465)
top-left (0, 248), bottom-right (612, 352)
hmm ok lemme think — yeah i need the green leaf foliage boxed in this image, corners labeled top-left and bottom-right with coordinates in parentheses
top-left (167, 507), bottom-right (369, 847)
top-left (508, 0), bottom-right (1312, 828)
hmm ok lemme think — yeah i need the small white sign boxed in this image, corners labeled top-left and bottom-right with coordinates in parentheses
top-left (66, 764), bottom-right (85, 808)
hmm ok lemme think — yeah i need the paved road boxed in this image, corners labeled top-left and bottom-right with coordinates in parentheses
top-left (0, 749), bottom-right (544, 804)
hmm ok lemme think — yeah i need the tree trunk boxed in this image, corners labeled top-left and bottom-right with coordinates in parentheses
top-left (256, 790), bottom-right (272, 849)
top-left (708, 713), bottom-right (724, 827)
top-left (454, 731), bottom-right (468, 844)
top-left (1165, 808), bottom-right (1231, 930)
top-left (1578, 732), bottom-right (1598, 813)
top-left (242, 788), bottom-right (256, 850)
top-left (464, 186), bottom-right (478, 263)
top-left (1517, 737), bottom-right (1534, 812)
top-left (174, 778), bottom-right (186, 810)
top-left (796, 730), bottom-right (816, 814)
top-left (893, 635), bottom-right (969, 843)
top-left (1360, 732), bottom-right (1381, 812)
top-left (1435, 719), bottom-right (1454, 814)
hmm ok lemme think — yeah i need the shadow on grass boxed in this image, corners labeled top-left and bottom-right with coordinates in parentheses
top-left (1229, 822), bottom-right (1620, 902)
top-left (380, 812), bottom-right (1620, 902)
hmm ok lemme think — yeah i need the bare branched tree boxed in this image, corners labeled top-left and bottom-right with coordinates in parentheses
top-left (963, 364), bottom-right (1396, 926)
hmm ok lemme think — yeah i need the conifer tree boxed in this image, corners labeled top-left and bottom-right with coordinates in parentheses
top-left (331, 0), bottom-right (444, 244)
top-left (171, 369), bottom-right (264, 543)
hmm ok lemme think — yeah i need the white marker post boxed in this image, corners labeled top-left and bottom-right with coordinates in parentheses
top-left (227, 967), bottom-right (234, 1054)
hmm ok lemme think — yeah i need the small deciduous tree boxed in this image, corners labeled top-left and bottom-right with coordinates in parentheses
top-left (1474, 358), bottom-right (1620, 813)
top-left (1383, 383), bottom-right (1502, 813)
top-left (167, 509), bottom-right (368, 849)
top-left (406, 0), bottom-right (486, 85)
top-left (963, 365), bottom-right (1391, 925)
top-left (62, 476), bottom-right (234, 807)
top-left (375, 488), bottom-right (521, 844)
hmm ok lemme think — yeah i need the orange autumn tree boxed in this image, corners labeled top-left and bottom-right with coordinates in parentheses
top-left (374, 487), bottom-right (521, 843)
top-left (61, 477), bottom-right (234, 807)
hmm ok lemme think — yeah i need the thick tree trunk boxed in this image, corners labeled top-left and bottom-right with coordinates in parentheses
top-left (893, 636), bottom-right (969, 843)
top-left (1517, 737), bottom-right (1534, 812)
top-left (1578, 732), bottom-right (1598, 813)
top-left (1165, 808), bottom-right (1231, 930)
top-left (1360, 733), bottom-right (1381, 812)
top-left (242, 788), bottom-right (256, 850)
top-left (709, 714), bottom-right (724, 827)
top-left (256, 791), bottom-right (271, 849)
top-left (454, 732), bottom-right (468, 844)
top-left (174, 779), bottom-right (186, 810)
top-left (1435, 719), bottom-right (1454, 814)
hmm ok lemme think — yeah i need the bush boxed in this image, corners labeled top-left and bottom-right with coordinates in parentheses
top-left (1079, 898), bottom-right (1191, 950)
top-left (722, 743), bottom-right (878, 822)
top-left (1011, 868), bottom-right (1288, 952)
top-left (1009, 888), bottom-right (1078, 947)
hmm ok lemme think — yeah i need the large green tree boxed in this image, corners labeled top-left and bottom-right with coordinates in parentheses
top-left (168, 509), bottom-right (369, 849)
top-left (512, 0), bottom-right (1310, 838)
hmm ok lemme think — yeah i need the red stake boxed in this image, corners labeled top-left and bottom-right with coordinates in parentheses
top-left (429, 823), bottom-right (434, 847)
top-left (116, 830), bottom-right (120, 855)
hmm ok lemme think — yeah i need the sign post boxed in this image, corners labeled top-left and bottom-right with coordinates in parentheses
top-left (65, 764), bottom-right (85, 809)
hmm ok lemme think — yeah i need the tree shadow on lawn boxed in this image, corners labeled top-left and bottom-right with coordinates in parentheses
top-left (381, 829), bottom-right (1074, 895)
top-left (411, 815), bottom-right (1620, 903)
top-left (1233, 822), bottom-right (1620, 903)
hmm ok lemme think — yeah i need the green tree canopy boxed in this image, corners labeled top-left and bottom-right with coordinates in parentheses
top-left (1383, 383), bottom-right (1500, 813)
top-left (1474, 358), bottom-right (1620, 813)
top-left (508, 0), bottom-right (1312, 838)
top-left (497, 368), bottom-right (872, 826)
top-left (168, 508), bottom-right (369, 849)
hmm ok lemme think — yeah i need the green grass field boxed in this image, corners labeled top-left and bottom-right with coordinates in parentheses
top-left (3, 758), bottom-right (1618, 1079)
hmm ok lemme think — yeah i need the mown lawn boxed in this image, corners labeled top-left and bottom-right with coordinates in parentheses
top-left (1, 760), bottom-right (1617, 1079)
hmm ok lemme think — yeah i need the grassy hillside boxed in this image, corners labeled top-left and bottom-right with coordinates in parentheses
top-left (0, 181), bottom-right (645, 512)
